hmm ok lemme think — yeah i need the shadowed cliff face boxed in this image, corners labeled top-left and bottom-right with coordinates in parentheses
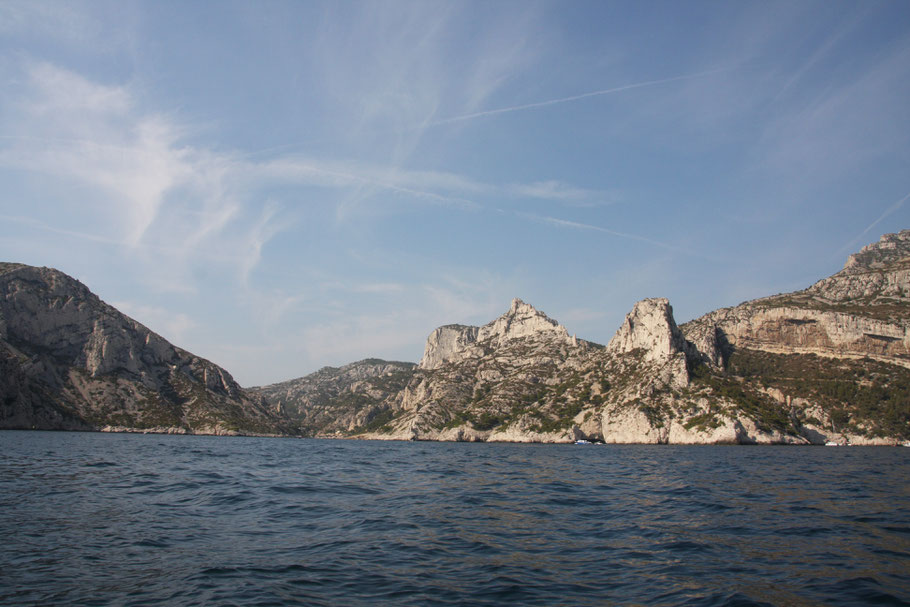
top-left (0, 263), bottom-right (289, 434)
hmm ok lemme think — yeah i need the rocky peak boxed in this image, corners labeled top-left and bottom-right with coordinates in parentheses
top-left (476, 298), bottom-right (569, 344)
top-left (804, 230), bottom-right (910, 304)
top-left (418, 299), bottom-right (572, 370)
top-left (607, 298), bottom-right (688, 362)
top-left (842, 230), bottom-right (910, 273)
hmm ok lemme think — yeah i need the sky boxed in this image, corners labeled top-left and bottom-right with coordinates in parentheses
top-left (2, 1), bottom-right (909, 387)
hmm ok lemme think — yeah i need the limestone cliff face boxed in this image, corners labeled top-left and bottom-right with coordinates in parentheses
top-left (418, 325), bottom-right (479, 370)
top-left (12, 232), bottom-right (906, 444)
top-left (476, 298), bottom-right (572, 346)
top-left (688, 306), bottom-right (909, 363)
top-left (841, 230), bottom-right (910, 275)
top-left (348, 232), bottom-right (909, 445)
top-left (607, 298), bottom-right (688, 363)
top-left (0, 263), bottom-right (287, 434)
top-left (683, 230), bottom-right (910, 367)
top-left (418, 298), bottom-right (572, 370)
top-left (358, 300), bottom-right (597, 442)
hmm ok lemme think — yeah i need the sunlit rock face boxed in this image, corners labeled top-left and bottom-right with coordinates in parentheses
top-left (418, 298), bottom-right (572, 370)
top-left (290, 231), bottom-right (910, 444)
top-left (683, 230), bottom-right (910, 367)
top-left (418, 325), bottom-right (479, 370)
top-left (607, 297), bottom-right (688, 363)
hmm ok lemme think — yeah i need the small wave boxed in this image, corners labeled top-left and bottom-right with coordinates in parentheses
top-left (658, 540), bottom-right (715, 555)
top-left (132, 538), bottom-right (170, 548)
top-left (676, 590), bottom-right (776, 607)
top-left (82, 461), bottom-right (118, 468)
top-left (267, 484), bottom-right (318, 494)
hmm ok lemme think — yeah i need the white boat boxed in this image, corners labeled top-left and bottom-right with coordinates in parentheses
top-left (574, 439), bottom-right (591, 445)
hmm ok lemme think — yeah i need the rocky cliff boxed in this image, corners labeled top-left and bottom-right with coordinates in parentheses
top-left (0, 263), bottom-right (288, 435)
top-left (250, 359), bottom-right (415, 436)
top-left (683, 231), bottom-right (910, 366)
top-left (5, 231), bottom-right (908, 444)
top-left (671, 230), bottom-right (910, 444)
top-left (263, 232), bottom-right (909, 445)
top-left (366, 299), bottom-right (598, 442)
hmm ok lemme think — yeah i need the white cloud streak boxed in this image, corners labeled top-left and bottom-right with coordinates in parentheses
top-left (428, 67), bottom-right (731, 127)
top-left (524, 213), bottom-right (716, 260)
top-left (840, 190), bottom-right (910, 256)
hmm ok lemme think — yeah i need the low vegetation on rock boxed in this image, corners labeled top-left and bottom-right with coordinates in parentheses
top-left (3, 231), bottom-right (909, 444)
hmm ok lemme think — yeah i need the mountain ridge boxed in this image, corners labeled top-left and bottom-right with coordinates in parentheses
top-left (256, 230), bottom-right (909, 444)
top-left (3, 230), bottom-right (908, 444)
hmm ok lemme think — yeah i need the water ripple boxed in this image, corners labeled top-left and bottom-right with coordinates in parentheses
top-left (0, 432), bottom-right (908, 606)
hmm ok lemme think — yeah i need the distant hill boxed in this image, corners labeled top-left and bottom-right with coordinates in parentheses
top-left (250, 359), bottom-right (416, 436)
top-left (0, 263), bottom-right (290, 435)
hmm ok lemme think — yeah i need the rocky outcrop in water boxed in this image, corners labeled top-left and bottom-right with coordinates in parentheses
top-left (0, 263), bottom-right (288, 435)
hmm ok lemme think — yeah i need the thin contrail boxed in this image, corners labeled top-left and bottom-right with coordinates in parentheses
top-left (429, 67), bottom-right (730, 127)
top-left (239, 67), bottom-right (731, 158)
top-left (839, 190), bottom-right (910, 255)
top-left (521, 213), bottom-right (718, 261)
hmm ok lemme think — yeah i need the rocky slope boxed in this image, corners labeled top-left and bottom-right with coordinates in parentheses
top-left (684, 231), bottom-right (910, 365)
top-left (675, 230), bottom-right (910, 444)
top-left (264, 232), bottom-right (909, 445)
top-left (0, 263), bottom-right (289, 435)
top-left (250, 359), bottom-right (415, 436)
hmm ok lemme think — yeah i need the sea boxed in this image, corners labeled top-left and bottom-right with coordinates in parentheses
top-left (0, 431), bottom-right (908, 606)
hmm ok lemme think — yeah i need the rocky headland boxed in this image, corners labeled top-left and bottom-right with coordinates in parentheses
top-left (3, 231), bottom-right (909, 444)
top-left (255, 231), bottom-right (910, 445)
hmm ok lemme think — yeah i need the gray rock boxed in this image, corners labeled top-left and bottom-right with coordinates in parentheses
top-left (0, 263), bottom-right (288, 434)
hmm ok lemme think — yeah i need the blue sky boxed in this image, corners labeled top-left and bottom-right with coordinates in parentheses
top-left (2, 1), bottom-right (909, 386)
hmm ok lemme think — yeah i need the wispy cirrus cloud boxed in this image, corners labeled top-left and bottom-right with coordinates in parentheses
top-left (2, 61), bottom-right (192, 247)
top-left (507, 181), bottom-right (615, 205)
top-left (0, 61), bottom-right (302, 286)
top-left (1, 59), bottom-right (618, 272)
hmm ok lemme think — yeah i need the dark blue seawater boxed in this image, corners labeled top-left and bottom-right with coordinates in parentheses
top-left (1, 432), bottom-right (908, 606)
